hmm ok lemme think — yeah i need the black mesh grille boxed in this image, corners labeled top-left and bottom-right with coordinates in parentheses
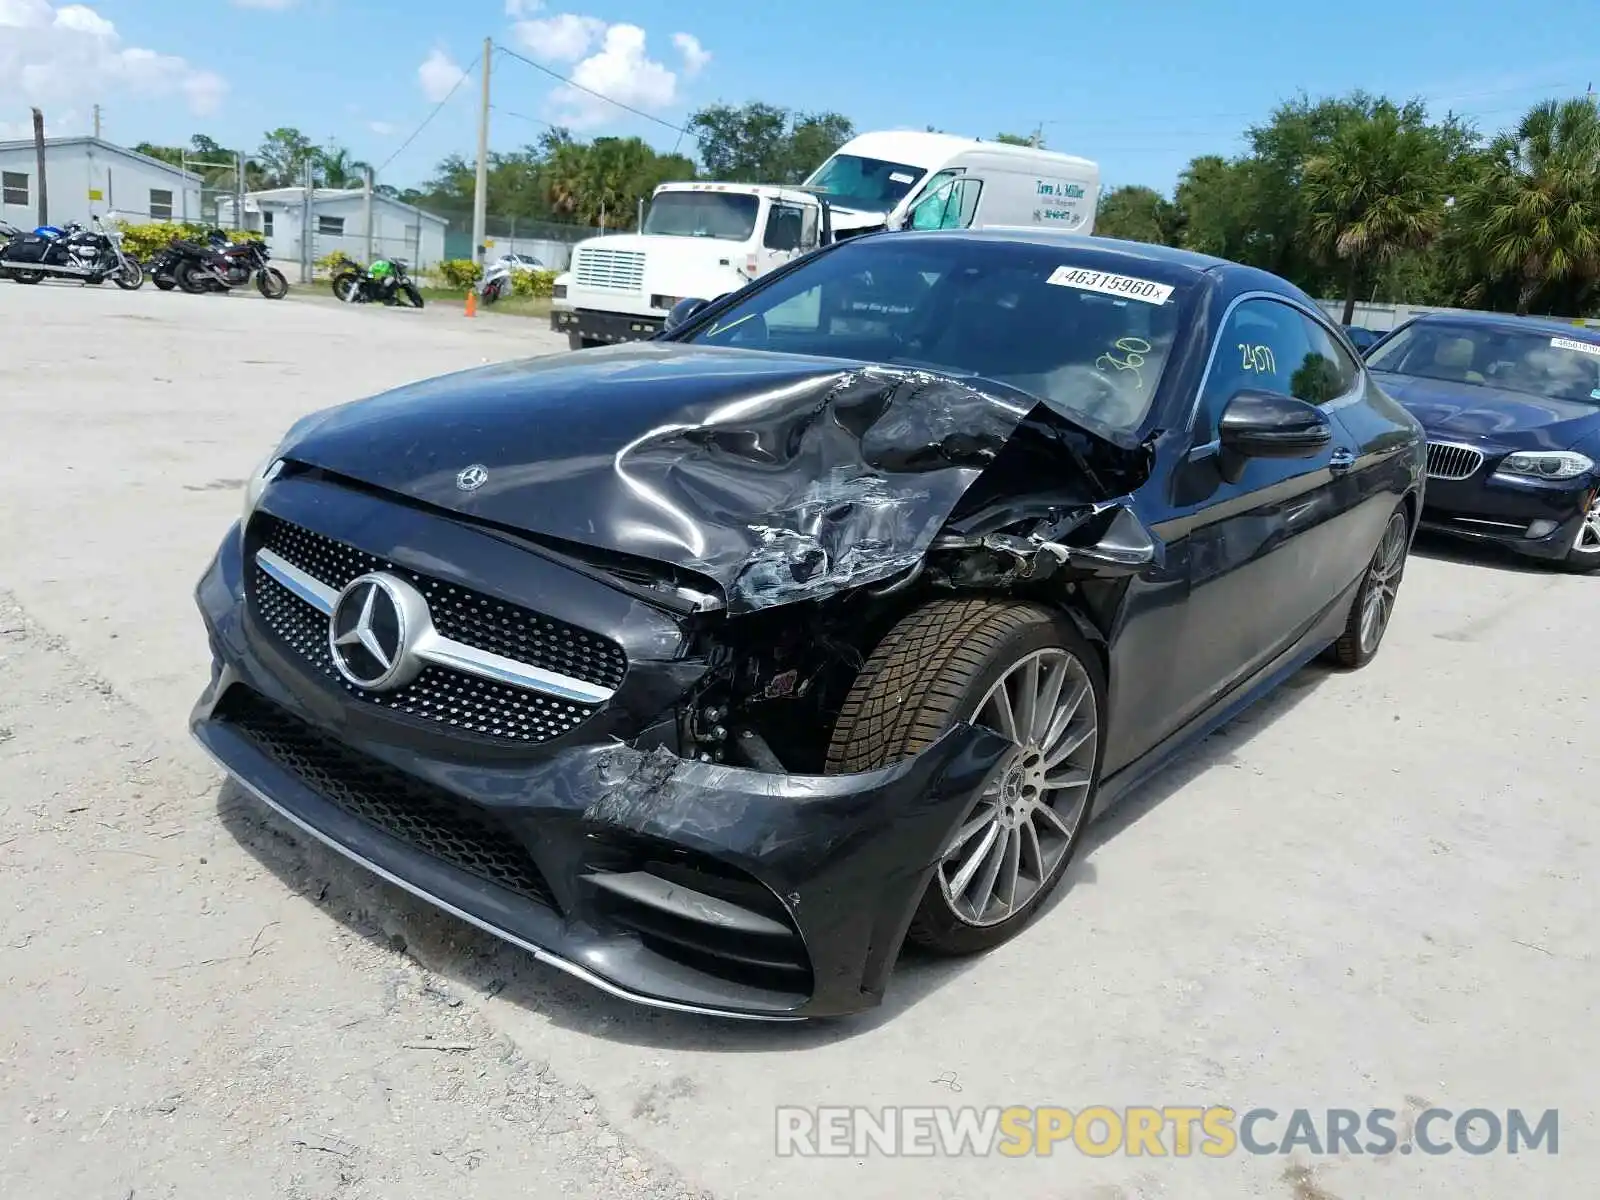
top-left (248, 514), bottom-right (627, 743)
top-left (255, 514), bottom-right (627, 690)
top-left (220, 689), bottom-right (557, 909)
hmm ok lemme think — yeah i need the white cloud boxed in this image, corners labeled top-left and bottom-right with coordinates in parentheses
top-left (504, 0), bottom-right (539, 16)
top-left (417, 47), bottom-right (466, 103)
top-left (0, 0), bottom-right (227, 118)
top-left (231, 0), bottom-right (298, 9)
top-left (512, 12), bottom-right (606, 62)
top-left (671, 32), bottom-right (709, 77)
top-left (368, 119), bottom-right (397, 136)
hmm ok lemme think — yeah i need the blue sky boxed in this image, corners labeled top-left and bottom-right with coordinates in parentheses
top-left (4, 0), bottom-right (1594, 197)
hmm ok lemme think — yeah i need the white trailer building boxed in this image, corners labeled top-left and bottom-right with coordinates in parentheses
top-left (217, 189), bottom-right (449, 274)
top-left (0, 136), bottom-right (202, 230)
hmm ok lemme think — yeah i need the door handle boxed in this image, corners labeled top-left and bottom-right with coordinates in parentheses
top-left (1329, 449), bottom-right (1356, 474)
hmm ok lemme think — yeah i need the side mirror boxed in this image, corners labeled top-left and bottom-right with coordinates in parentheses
top-left (663, 296), bottom-right (708, 332)
top-left (1216, 389), bottom-right (1332, 482)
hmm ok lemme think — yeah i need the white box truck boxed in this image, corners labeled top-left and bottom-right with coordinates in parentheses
top-left (550, 132), bottom-right (1100, 350)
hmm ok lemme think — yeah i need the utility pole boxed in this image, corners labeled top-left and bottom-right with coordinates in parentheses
top-left (363, 164), bottom-right (375, 265)
top-left (93, 105), bottom-right (101, 139)
top-left (234, 151), bottom-right (245, 231)
top-left (31, 107), bottom-right (47, 226)
top-left (300, 158), bottom-right (314, 284)
top-left (471, 36), bottom-right (491, 266)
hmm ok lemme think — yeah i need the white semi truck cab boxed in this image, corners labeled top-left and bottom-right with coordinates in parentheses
top-left (550, 132), bottom-right (1101, 349)
top-left (550, 181), bottom-right (827, 350)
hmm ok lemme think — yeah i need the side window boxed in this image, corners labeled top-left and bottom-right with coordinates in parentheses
top-left (903, 168), bottom-right (962, 213)
top-left (1196, 298), bottom-right (1312, 432)
top-left (1292, 314), bottom-right (1360, 404)
top-left (799, 204), bottom-right (818, 250)
top-left (763, 203), bottom-right (805, 252)
top-left (909, 178), bottom-right (984, 231)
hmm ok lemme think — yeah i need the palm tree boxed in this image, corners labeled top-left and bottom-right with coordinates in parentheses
top-left (315, 145), bottom-right (372, 189)
top-left (1452, 98), bottom-right (1600, 314)
top-left (1303, 105), bottom-right (1451, 324)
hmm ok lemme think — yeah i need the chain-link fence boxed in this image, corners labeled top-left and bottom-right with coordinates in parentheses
top-left (430, 208), bottom-right (594, 270)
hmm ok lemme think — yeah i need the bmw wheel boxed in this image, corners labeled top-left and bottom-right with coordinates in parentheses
top-left (825, 598), bottom-right (1104, 955)
top-left (1328, 505), bottom-right (1410, 668)
top-left (1560, 493), bottom-right (1600, 573)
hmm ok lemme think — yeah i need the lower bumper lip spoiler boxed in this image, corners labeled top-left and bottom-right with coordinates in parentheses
top-left (192, 731), bottom-right (805, 1022)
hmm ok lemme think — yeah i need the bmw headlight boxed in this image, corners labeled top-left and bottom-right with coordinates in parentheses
top-left (1493, 450), bottom-right (1596, 482)
top-left (241, 452), bottom-right (285, 526)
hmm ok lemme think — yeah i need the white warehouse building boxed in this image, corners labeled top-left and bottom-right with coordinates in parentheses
top-left (0, 136), bottom-right (202, 229)
top-left (217, 188), bottom-right (449, 273)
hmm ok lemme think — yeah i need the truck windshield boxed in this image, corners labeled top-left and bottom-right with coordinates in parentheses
top-left (806, 154), bottom-right (927, 212)
top-left (681, 236), bottom-right (1190, 435)
top-left (642, 193), bottom-right (760, 241)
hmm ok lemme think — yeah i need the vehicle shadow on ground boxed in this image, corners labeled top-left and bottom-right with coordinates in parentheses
top-left (216, 662), bottom-right (1330, 1052)
top-left (1407, 529), bottom-right (1562, 575)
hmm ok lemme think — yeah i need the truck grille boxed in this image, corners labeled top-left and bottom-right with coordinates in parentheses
top-left (1426, 442), bottom-right (1484, 481)
top-left (574, 248), bottom-right (645, 292)
top-left (219, 688), bottom-right (557, 909)
top-left (249, 515), bottom-right (627, 743)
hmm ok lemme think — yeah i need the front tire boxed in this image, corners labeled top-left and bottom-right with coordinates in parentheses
top-left (825, 598), bottom-right (1104, 956)
top-left (1560, 494), bottom-right (1600, 573)
top-left (400, 283), bottom-right (424, 309)
top-left (154, 277), bottom-right (175, 291)
top-left (1327, 505), bottom-right (1410, 668)
top-left (114, 260), bottom-right (144, 290)
top-left (256, 268), bottom-right (289, 300)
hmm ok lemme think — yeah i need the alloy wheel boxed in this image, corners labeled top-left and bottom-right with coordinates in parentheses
top-left (1574, 494), bottom-right (1600, 556)
top-left (936, 648), bottom-right (1098, 928)
top-left (1359, 513), bottom-right (1408, 655)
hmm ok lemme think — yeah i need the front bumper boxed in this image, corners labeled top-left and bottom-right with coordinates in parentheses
top-left (1419, 468), bottom-right (1595, 561)
top-left (549, 307), bottom-right (664, 345)
top-left (193, 503), bottom-right (1009, 1019)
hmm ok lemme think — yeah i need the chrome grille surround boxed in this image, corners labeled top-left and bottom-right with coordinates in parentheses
top-left (1426, 441), bottom-right (1485, 481)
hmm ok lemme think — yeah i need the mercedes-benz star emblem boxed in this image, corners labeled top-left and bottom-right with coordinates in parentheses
top-left (327, 572), bottom-right (428, 691)
top-left (456, 464), bottom-right (489, 492)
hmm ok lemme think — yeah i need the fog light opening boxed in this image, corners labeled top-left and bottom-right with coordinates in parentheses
top-left (1526, 519), bottom-right (1559, 539)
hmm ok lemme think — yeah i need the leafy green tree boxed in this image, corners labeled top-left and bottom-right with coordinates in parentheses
top-left (315, 145), bottom-right (371, 189)
top-left (1303, 103), bottom-right (1452, 323)
top-left (1095, 185), bottom-right (1183, 245)
top-left (1453, 97), bottom-right (1600, 314)
top-left (256, 127), bottom-right (316, 187)
top-left (688, 102), bottom-right (853, 182)
top-left (1174, 154), bottom-right (1263, 263)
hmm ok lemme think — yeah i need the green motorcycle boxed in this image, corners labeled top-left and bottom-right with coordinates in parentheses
top-left (329, 257), bottom-right (424, 308)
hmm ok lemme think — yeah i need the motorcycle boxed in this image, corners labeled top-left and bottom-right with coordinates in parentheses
top-left (168, 232), bottom-right (289, 299)
top-left (148, 228), bottom-right (224, 292)
top-left (0, 217), bottom-right (143, 289)
top-left (330, 257), bottom-right (424, 308)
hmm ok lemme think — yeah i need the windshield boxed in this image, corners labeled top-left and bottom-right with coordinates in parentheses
top-left (806, 154), bottom-right (928, 212)
top-left (682, 237), bottom-right (1186, 433)
top-left (643, 192), bottom-right (760, 241)
top-left (1368, 321), bottom-right (1600, 405)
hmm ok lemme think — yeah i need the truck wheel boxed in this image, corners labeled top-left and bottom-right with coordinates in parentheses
top-left (825, 598), bottom-right (1104, 956)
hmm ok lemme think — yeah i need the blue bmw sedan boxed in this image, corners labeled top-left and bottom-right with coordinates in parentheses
top-left (1366, 312), bottom-right (1600, 571)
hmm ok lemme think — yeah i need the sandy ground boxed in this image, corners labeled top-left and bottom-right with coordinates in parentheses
top-left (1, 281), bottom-right (1595, 1199)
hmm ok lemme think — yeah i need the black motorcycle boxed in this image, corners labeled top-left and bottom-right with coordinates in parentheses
top-left (0, 217), bottom-right (143, 289)
top-left (148, 229), bottom-right (224, 292)
top-left (330, 257), bottom-right (424, 307)
top-left (165, 233), bottom-right (289, 299)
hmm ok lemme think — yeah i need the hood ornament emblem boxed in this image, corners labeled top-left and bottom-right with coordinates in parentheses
top-left (456, 463), bottom-right (489, 492)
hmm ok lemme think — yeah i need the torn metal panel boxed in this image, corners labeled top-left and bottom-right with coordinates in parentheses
top-left (274, 343), bottom-right (1038, 613)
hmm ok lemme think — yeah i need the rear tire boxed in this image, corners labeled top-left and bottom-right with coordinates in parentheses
top-left (331, 272), bottom-right (360, 302)
top-left (1327, 505), bottom-right (1410, 668)
top-left (11, 270), bottom-right (42, 285)
top-left (175, 262), bottom-right (209, 294)
top-left (825, 598), bottom-right (1104, 956)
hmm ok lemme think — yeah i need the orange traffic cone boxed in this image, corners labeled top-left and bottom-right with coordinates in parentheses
top-left (464, 289), bottom-right (477, 318)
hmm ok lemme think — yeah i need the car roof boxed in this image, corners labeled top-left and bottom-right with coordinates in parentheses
top-left (860, 228), bottom-right (1316, 305)
top-left (1404, 310), bottom-right (1600, 344)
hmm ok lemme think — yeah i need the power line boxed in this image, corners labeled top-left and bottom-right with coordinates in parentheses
top-left (375, 56), bottom-right (478, 176)
top-left (493, 42), bottom-right (695, 138)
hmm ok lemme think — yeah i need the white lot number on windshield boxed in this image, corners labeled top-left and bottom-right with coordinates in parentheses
top-left (1047, 266), bottom-right (1174, 306)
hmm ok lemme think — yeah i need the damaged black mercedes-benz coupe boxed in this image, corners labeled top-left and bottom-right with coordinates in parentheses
top-left (192, 230), bottom-right (1425, 1019)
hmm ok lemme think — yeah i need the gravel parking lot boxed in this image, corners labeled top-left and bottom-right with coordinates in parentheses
top-left (2, 281), bottom-right (1595, 1200)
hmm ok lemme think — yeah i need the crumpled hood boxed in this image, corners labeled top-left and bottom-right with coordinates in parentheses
top-left (1375, 371), bottom-right (1600, 450)
top-left (280, 343), bottom-right (1035, 611)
